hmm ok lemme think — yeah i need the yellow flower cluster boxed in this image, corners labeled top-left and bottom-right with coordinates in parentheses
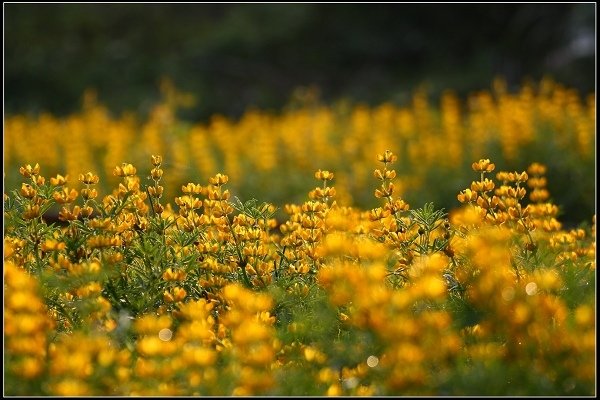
top-left (451, 221), bottom-right (595, 389)
top-left (318, 254), bottom-right (460, 395)
top-left (4, 261), bottom-right (55, 387)
top-left (222, 284), bottom-right (278, 395)
top-left (47, 332), bottom-right (128, 396)
top-left (3, 149), bottom-right (595, 396)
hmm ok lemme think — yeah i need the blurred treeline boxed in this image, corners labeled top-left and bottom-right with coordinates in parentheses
top-left (4, 3), bottom-right (595, 121)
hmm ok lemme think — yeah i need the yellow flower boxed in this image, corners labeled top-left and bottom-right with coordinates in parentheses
top-left (80, 205), bottom-right (94, 219)
top-left (80, 188), bottom-right (98, 200)
top-left (86, 235), bottom-right (122, 248)
top-left (326, 383), bottom-right (342, 396)
top-left (23, 204), bottom-right (41, 220)
top-left (386, 199), bottom-right (410, 213)
top-left (113, 163), bottom-right (137, 177)
top-left (470, 178), bottom-right (495, 192)
top-left (150, 167), bottom-right (163, 180)
top-left (315, 169), bottom-right (334, 181)
top-left (173, 287), bottom-right (187, 302)
top-left (33, 175), bottom-right (45, 185)
top-left (50, 174), bottom-right (68, 186)
top-left (529, 189), bottom-right (549, 203)
top-left (181, 346), bottom-right (216, 367)
top-left (162, 267), bottom-right (186, 281)
top-left (151, 154), bottom-right (163, 166)
top-left (457, 188), bottom-right (478, 203)
top-left (208, 188), bottom-right (230, 201)
top-left (41, 239), bottom-right (66, 252)
top-left (78, 172), bottom-right (100, 185)
top-left (148, 185), bottom-right (164, 198)
top-left (377, 150), bottom-right (397, 163)
top-left (574, 305), bottom-right (594, 326)
top-left (18, 357), bottom-right (44, 379)
top-left (208, 173), bottom-right (229, 186)
top-left (527, 162), bottom-right (547, 176)
top-left (373, 168), bottom-right (396, 180)
top-left (317, 186), bottom-right (336, 198)
top-left (181, 183), bottom-right (204, 194)
top-left (53, 187), bottom-right (78, 204)
top-left (163, 289), bottom-right (178, 303)
top-left (303, 346), bottom-right (326, 363)
top-left (301, 201), bottom-right (326, 213)
top-left (58, 205), bottom-right (81, 221)
top-left (471, 159), bottom-right (495, 173)
top-left (19, 163), bottom-right (40, 177)
top-left (138, 336), bottom-right (174, 357)
top-left (134, 314), bottom-right (172, 335)
top-left (369, 207), bottom-right (389, 221)
top-left (527, 177), bottom-right (547, 189)
top-left (20, 183), bottom-right (37, 199)
top-left (374, 183), bottom-right (394, 199)
top-left (51, 379), bottom-right (91, 396)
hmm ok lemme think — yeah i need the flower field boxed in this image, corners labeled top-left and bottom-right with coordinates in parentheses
top-left (3, 79), bottom-right (596, 396)
top-left (4, 77), bottom-right (595, 224)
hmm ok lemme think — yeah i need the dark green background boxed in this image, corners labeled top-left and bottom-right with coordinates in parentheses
top-left (4, 3), bottom-right (595, 120)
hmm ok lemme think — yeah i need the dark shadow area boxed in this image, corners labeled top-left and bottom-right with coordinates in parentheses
top-left (4, 3), bottom-right (595, 120)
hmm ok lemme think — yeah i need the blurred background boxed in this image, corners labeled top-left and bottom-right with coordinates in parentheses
top-left (4, 3), bottom-right (595, 120)
top-left (3, 3), bottom-right (596, 227)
